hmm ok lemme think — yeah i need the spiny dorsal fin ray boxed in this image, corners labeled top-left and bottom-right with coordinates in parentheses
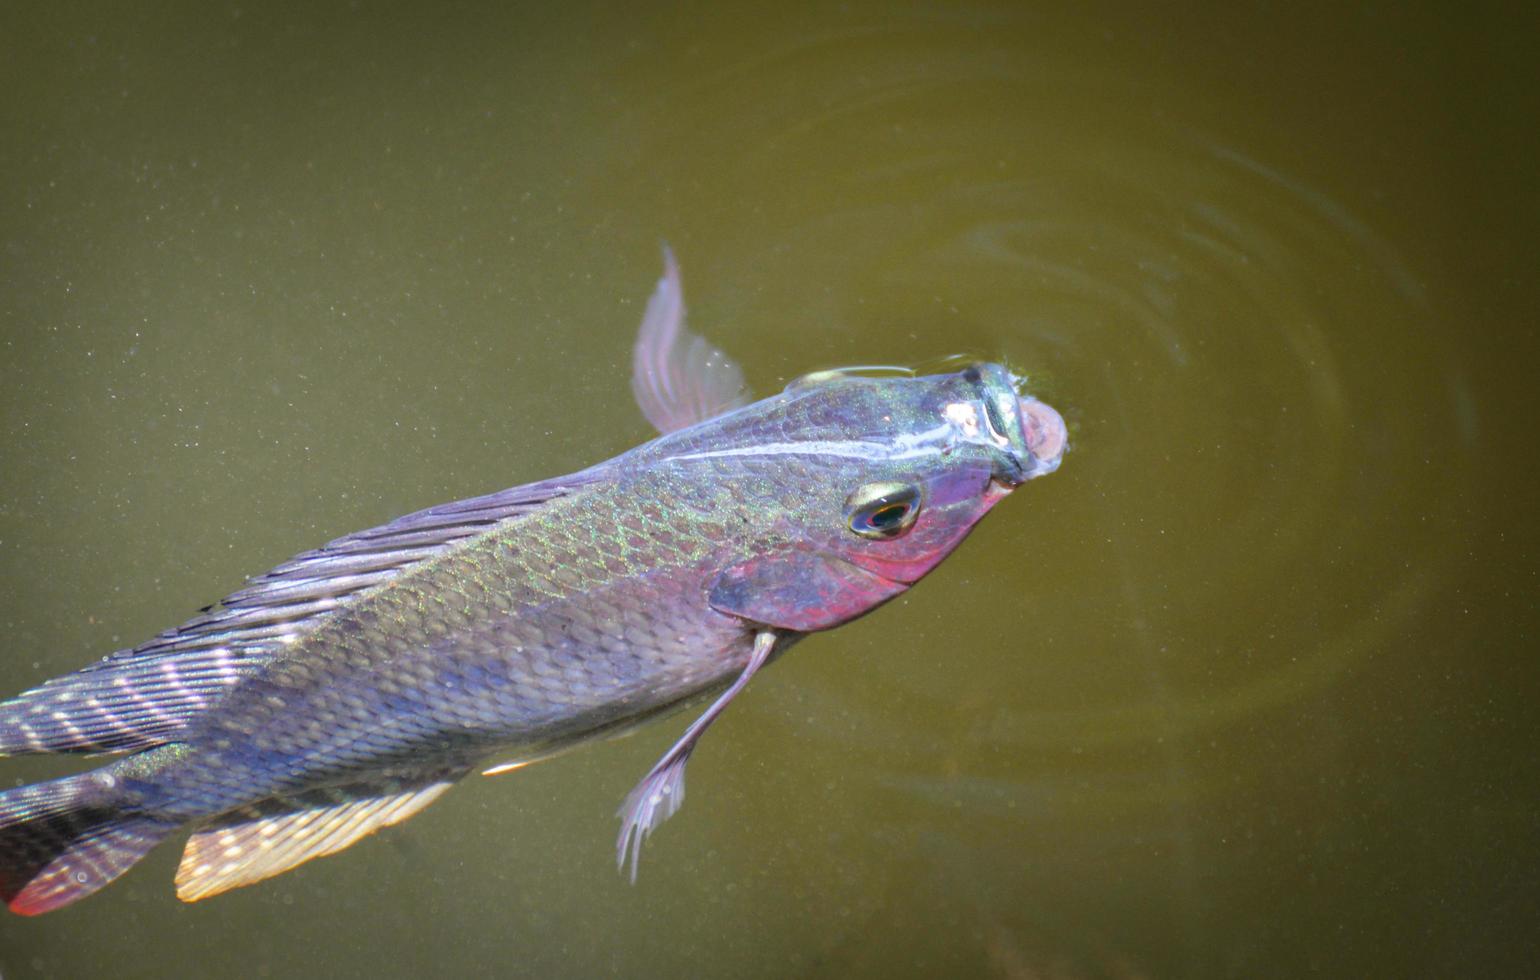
top-left (0, 474), bottom-right (599, 757)
top-left (630, 246), bottom-right (750, 435)
top-left (175, 773), bottom-right (463, 903)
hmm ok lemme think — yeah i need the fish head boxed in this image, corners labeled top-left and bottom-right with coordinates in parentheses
top-left (683, 362), bottom-right (1066, 632)
top-left (802, 362), bottom-right (1065, 585)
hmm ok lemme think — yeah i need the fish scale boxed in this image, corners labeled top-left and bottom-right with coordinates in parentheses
top-left (135, 479), bottom-right (749, 815)
top-left (0, 249), bottom-right (1066, 913)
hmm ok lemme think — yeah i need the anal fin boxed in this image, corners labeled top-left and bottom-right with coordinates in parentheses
top-left (175, 774), bottom-right (462, 902)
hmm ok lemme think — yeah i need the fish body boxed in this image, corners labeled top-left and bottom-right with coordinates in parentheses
top-left (0, 250), bottom-right (1066, 914)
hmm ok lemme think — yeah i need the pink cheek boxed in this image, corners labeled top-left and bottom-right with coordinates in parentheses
top-left (849, 512), bottom-right (979, 582)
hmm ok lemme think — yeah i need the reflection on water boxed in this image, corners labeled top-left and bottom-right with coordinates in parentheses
top-left (1, 2), bottom-right (1532, 978)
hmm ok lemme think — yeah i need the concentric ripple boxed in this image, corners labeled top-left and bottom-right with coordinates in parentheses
top-left (622, 22), bottom-right (1479, 753)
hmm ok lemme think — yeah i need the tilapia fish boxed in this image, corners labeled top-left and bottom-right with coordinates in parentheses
top-left (0, 249), bottom-right (1067, 915)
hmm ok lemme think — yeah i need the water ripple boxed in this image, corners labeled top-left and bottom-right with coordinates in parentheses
top-left (665, 36), bottom-right (1480, 762)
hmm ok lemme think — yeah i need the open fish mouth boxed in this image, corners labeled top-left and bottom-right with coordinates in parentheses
top-left (1018, 396), bottom-right (1067, 479)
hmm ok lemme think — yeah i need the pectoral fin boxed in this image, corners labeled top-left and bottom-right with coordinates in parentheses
top-left (630, 245), bottom-right (750, 434)
top-left (616, 630), bottom-right (775, 881)
top-left (708, 552), bottom-right (908, 632)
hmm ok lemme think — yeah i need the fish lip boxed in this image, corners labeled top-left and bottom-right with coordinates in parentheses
top-left (1015, 396), bottom-right (1067, 481)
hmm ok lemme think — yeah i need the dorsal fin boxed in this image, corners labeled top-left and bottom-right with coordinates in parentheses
top-left (175, 772), bottom-right (464, 902)
top-left (0, 474), bottom-right (599, 756)
top-left (630, 246), bottom-right (750, 434)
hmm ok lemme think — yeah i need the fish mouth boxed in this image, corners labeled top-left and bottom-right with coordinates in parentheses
top-left (1017, 396), bottom-right (1067, 480)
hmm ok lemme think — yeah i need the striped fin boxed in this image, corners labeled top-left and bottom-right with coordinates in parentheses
top-left (97, 473), bottom-right (598, 671)
top-left (0, 766), bottom-right (177, 916)
top-left (174, 776), bottom-right (461, 902)
top-left (0, 473), bottom-right (602, 757)
top-left (0, 647), bottom-right (257, 756)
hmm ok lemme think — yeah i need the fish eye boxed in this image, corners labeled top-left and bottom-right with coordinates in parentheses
top-left (845, 482), bottom-right (922, 539)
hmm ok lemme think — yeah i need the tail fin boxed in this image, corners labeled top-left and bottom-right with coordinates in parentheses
top-left (0, 769), bottom-right (176, 915)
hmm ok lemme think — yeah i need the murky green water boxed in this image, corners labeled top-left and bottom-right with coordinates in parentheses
top-left (2, 2), bottom-right (1535, 977)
